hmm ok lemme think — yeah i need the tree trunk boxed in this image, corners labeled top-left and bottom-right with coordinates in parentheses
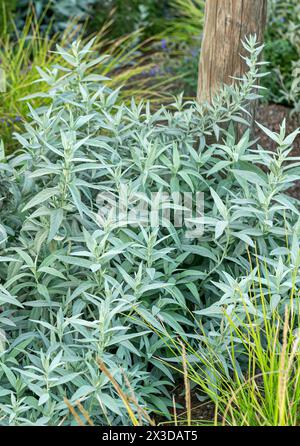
top-left (197, 0), bottom-right (267, 103)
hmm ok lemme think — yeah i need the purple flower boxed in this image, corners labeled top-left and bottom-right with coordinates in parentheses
top-left (149, 67), bottom-right (160, 77)
top-left (161, 39), bottom-right (167, 50)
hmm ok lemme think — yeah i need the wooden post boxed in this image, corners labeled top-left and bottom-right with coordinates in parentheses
top-left (197, 0), bottom-right (267, 103)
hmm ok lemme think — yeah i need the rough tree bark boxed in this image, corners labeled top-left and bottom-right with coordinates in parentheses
top-left (197, 0), bottom-right (267, 104)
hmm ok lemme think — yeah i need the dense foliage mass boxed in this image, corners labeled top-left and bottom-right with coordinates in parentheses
top-left (8, 0), bottom-right (169, 35)
top-left (0, 36), bottom-right (299, 425)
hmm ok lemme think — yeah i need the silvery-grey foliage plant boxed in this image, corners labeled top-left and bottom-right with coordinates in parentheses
top-left (0, 36), bottom-right (299, 425)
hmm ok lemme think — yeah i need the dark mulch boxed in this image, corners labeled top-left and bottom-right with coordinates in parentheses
top-left (157, 384), bottom-right (217, 426)
top-left (254, 103), bottom-right (300, 199)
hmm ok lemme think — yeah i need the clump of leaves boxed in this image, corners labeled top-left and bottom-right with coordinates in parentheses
top-left (14, 0), bottom-right (97, 32)
top-left (0, 35), bottom-right (299, 426)
top-left (90, 0), bottom-right (170, 39)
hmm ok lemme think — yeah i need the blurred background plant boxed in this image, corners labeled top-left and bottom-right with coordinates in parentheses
top-left (0, 0), bottom-right (17, 38)
top-left (90, 0), bottom-right (170, 38)
top-left (14, 0), bottom-right (98, 32)
top-left (8, 0), bottom-right (170, 36)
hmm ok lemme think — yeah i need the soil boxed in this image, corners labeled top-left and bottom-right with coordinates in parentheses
top-left (254, 103), bottom-right (300, 199)
top-left (158, 384), bottom-right (217, 426)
